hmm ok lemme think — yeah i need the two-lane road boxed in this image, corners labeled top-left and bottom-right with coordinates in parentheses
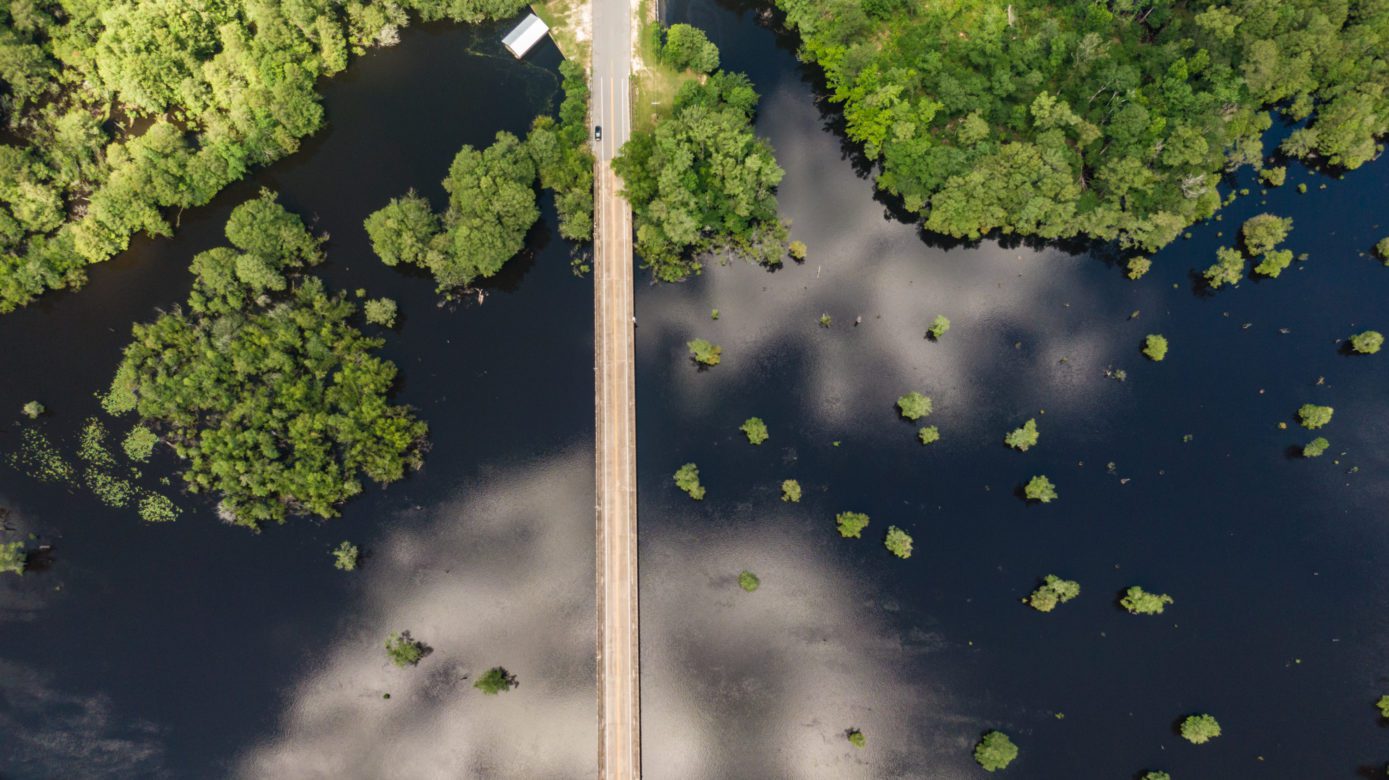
top-left (590, 0), bottom-right (638, 775)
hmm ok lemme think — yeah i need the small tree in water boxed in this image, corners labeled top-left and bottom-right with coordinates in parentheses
top-left (1297, 404), bottom-right (1334, 430)
top-left (122, 425), bottom-right (159, 462)
top-left (1203, 246), bottom-right (1245, 288)
top-left (1126, 256), bottom-right (1151, 280)
top-left (21, 401), bottom-right (44, 419)
top-left (1377, 237), bottom-right (1389, 264)
top-left (973, 730), bottom-right (1018, 771)
top-left (884, 526), bottom-right (913, 559)
top-left (836, 511), bottom-right (870, 539)
top-left (740, 417), bottom-right (769, 445)
top-left (1143, 334), bottom-right (1168, 361)
top-left (1004, 419), bottom-right (1039, 452)
top-left (1120, 586), bottom-right (1173, 615)
top-left (927, 314), bottom-right (950, 340)
top-left (1376, 695), bottom-right (1389, 719)
top-left (1141, 772), bottom-right (1171, 780)
top-left (688, 338), bottom-right (722, 366)
top-left (738, 570), bottom-right (760, 592)
top-left (1303, 437), bottom-right (1330, 458)
top-left (1350, 330), bottom-right (1383, 354)
top-left (1027, 575), bottom-right (1080, 612)
top-left (918, 426), bottom-right (940, 445)
top-left (847, 728), bottom-right (866, 748)
top-left (1024, 475), bottom-right (1057, 503)
top-left (474, 666), bottom-right (517, 695)
top-left (788, 240), bottom-right (807, 261)
top-left (364, 297), bottom-right (398, 327)
top-left (1242, 213), bottom-right (1292, 255)
top-left (0, 541), bottom-right (26, 575)
top-left (1179, 713), bottom-right (1221, 744)
top-left (781, 479), bottom-right (801, 502)
top-left (385, 631), bottom-right (428, 667)
top-left (896, 392), bottom-right (932, 421)
top-left (333, 541), bottom-right (360, 571)
top-left (674, 463), bottom-right (705, 500)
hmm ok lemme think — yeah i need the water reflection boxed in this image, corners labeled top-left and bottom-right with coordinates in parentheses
top-left (236, 448), bottom-right (595, 778)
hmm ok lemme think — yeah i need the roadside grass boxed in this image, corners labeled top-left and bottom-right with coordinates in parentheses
top-left (531, 0), bottom-right (591, 67)
top-left (632, 0), bottom-right (696, 133)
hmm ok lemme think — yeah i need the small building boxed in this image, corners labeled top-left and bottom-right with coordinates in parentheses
top-left (502, 14), bottom-right (550, 59)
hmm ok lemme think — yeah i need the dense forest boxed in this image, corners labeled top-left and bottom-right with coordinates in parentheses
top-left (0, 0), bottom-right (532, 314)
top-left (364, 60), bottom-right (593, 291)
top-left (104, 191), bottom-right (428, 528)
top-left (774, 0), bottom-right (1388, 251)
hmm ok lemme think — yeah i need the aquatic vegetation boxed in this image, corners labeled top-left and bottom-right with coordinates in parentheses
top-left (1242, 214), bottom-right (1293, 256)
top-left (1027, 575), bottom-right (1080, 612)
top-left (1297, 404), bottom-right (1334, 430)
top-left (1377, 695), bottom-right (1389, 719)
top-left (927, 314), bottom-right (950, 340)
top-left (847, 729), bottom-right (865, 748)
top-left (121, 426), bottom-right (159, 462)
top-left (1179, 713), bottom-right (1221, 744)
top-left (1377, 238), bottom-right (1389, 264)
top-left (137, 493), bottom-right (180, 523)
top-left (1252, 248), bottom-right (1294, 278)
top-left (0, 541), bottom-right (26, 575)
top-left (688, 338), bottom-right (723, 366)
top-left (1004, 419), bottom-right (1039, 452)
top-left (614, 69), bottom-right (786, 280)
top-left (917, 426), bottom-right (940, 445)
top-left (788, 240), bottom-right (807, 261)
top-left (1120, 586), bottom-right (1173, 615)
top-left (896, 392), bottom-right (932, 421)
top-left (780, 479), bottom-right (802, 503)
top-left (21, 401), bottom-right (44, 419)
top-left (1141, 772), bottom-right (1171, 780)
top-left (474, 666), bottom-right (517, 695)
top-left (1260, 167), bottom-right (1287, 187)
top-left (106, 193), bottom-right (427, 528)
top-left (385, 631), bottom-right (428, 668)
top-left (738, 570), bottom-right (760, 592)
top-left (740, 417), bottom-right (769, 445)
top-left (1126, 257), bottom-right (1151, 280)
top-left (333, 541), bottom-right (360, 572)
top-left (884, 526), bottom-right (913, 559)
top-left (1350, 330), bottom-right (1383, 354)
top-left (1204, 247), bottom-right (1245, 288)
top-left (1024, 475), bottom-right (1057, 503)
top-left (1143, 335), bottom-right (1169, 362)
top-left (85, 468), bottom-right (137, 508)
top-left (973, 730), bottom-right (1018, 772)
top-left (674, 463), bottom-right (705, 500)
top-left (364, 298), bottom-right (398, 327)
top-left (7, 429), bottom-right (75, 484)
top-left (835, 511), bottom-right (870, 539)
top-left (1303, 437), bottom-right (1330, 458)
top-left (818, 313), bottom-right (833, 328)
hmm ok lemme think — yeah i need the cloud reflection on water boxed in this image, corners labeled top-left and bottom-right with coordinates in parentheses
top-left (236, 448), bottom-right (595, 779)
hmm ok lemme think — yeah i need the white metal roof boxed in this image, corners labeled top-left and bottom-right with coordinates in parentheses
top-left (502, 14), bottom-right (549, 58)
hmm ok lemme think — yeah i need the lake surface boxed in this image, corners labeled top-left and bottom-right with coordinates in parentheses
top-left (2, 5), bottom-right (1388, 780)
top-left (636, 0), bottom-right (1389, 777)
top-left (0, 21), bottom-right (598, 778)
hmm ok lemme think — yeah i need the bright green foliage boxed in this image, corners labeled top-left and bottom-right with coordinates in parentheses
top-left (788, 240), bottom-right (807, 260)
top-left (1298, 404), bottom-right (1334, 430)
top-left (1377, 695), bottom-right (1389, 719)
top-left (918, 426), bottom-right (940, 445)
top-left (106, 193), bottom-right (427, 528)
top-left (927, 314), bottom-right (950, 340)
top-left (1004, 419), bottom-right (1039, 452)
top-left (1120, 586), bottom-right (1173, 615)
top-left (527, 61), bottom-right (595, 241)
top-left (1027, 575), bottom-right (1080, 612)
top-left (0, 541), bottom-right (26, 575)
top-left (1204, 247), bottom-right (1246, 288)
top-left (474, 666), bottom-right (516, 695)
top-left (896, 391), bottom-right (932, 421)
top-left (781, 479), bottom-right (802, 502)
top-left (674, 463), bottom-right (705, 500)
top-left (1253, 248), bottom-right (1293, 278)
top-left (738, 570), bottom-right (760, 592)
top-left (973, 730), bottom-right (1018, 772)
top-left (818, 314), bottom-right (833, 328)
top-left (847, 729), bottom-right (866, 748)
top-left (688, 338), bottom-right (723, 366)
top-left (615, 71), bottom-right (786, 281)
top-left (1142, 772), bottom-right (1171, 780)
top-left (1143, 334), bottom-right (1169, 362)
top-left (333, 541), bottom-right (360, 571)
top-left (1024, 475), bottom-right (1057, 503)
top-left (1126, 257), bottom-right (1151, 280)
top-left (1377, 238), bottom-right (1389, 263)
top-left (385, 631), bottom-right (427, 668)
top-left (364, 298), bottom-right (398, 327)
top-left (366, 131), bottom-right (538, 292)
top-left (1180, 713), bottom-right (1221, 745)
top-left (1242, 214), bottom-right (1293, 256)
top-left (121, 426), bottom-right (159, 462)
top-left (1303, 437), bottom-right (1330, 458)
top-left (138, 493), bottom-right (180, 523)
top-left (740, 417), bottom-right (769, 445)
top-left (774, 0), bottom-right (1388, 254)
top-left (836, 511), bottom-right (870, 539)
top-left (884, 525), bottom-right (913, 558)
top-left (0, 0), bottom-right (531, 313)
top-left (1260, 167), bottom-right (1287, 187)
top-left (20, 401), bottom-right (43, 419)
top-left (661, 24), bottom-right (719, 73)
top-left (1350, 330), bottom-right (1384, 354)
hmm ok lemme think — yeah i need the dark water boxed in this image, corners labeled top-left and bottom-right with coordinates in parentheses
top-left (638, 0), bottom-right (1389, 777)
top-left (0, 22), bottom-right (597, 778)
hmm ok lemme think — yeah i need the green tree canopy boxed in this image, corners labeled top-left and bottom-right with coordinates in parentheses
top-left (781, 479), bottom-right (802, 502)
top-left (896, 391), bottom-right (932, 421)
top-left (738, 570), bottom-right (760, 592)
top-left (973, 730), bottom-right (1018, 772)
top-left (0, 541), bottom-right (26, 575)
top-left (662, 24), bottom-right (720, 73)
top-left (474, 666), bottom-right (517, 694)
top-left (1303, 437), bottom-right (1330, 458)
top-left (884, 525), bottom-right (913, 559)
top-left (1024, 475), bottom-right (1057, 503)
top-left (386, 631), bottom-right (428, 667)
top-left (688, 338), bottom-right (723, 366)
top-left (1297, 404), bottom-right (1334, 430)
top-left (1120, 586), bottom-right (1173, 615)
top-left (674, 463), bottom-right (705, 500)
top-left (1144, 334), bottom-right (1169, 362)
top-left (1027, 575), bottom-right (1080, 612)
top-left (1179, 713), bottom-right (1221, 744)
top-left (740, 417), bottom-right (769, 445)
top-left (1241, 214), bottom-right (1293, 256)
top-left (1350, 331), bottom-right (1383, 354)
top-left (1004, 419), bottom-right (1039, 452)
top-left (836, 511), bottom-right (870, 539)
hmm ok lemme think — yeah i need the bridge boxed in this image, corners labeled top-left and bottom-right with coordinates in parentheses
top-left (590, 0), bottom-right (638, 772)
